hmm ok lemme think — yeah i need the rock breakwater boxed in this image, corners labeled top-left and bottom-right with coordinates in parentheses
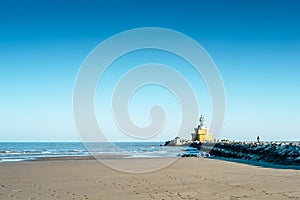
top-left (190, 141), bottom-right (300, 165)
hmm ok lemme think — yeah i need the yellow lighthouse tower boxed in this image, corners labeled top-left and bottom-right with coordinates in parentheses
top-left (191, 115), bottom-right (213, 142)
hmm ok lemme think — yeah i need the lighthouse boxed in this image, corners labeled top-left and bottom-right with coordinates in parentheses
top-left (191, 115), bottom-right (213, 142)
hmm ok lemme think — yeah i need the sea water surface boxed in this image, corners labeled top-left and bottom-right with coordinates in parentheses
top-left (0, 142), bottom-right (199, 163)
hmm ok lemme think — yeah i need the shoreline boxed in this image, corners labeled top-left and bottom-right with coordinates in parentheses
top-left (1, 154), bottom-right (300, 171)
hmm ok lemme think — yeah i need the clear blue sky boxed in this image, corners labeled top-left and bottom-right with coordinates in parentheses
top-left (0, 0), bottom-right (299, 141)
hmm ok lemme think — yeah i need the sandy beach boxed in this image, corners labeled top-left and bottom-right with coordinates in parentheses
top-left (0, 157), bottom-right (299, 200)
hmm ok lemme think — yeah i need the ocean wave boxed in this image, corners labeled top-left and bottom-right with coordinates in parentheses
top-left (0, 158), bottom-right (27, 163)
top-left (0, 142), bottom-right (171, 162)
top-left (1, 150), bottom-right (53, 155)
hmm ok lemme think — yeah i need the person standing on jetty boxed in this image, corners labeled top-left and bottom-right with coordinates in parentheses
top-left (257, 136), bottom-right (260, 143)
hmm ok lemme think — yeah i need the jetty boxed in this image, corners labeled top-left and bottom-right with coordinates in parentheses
top-left (190, 141), bottom-right (300, 166)
top-left (165, 115), bottom-right (300, 166)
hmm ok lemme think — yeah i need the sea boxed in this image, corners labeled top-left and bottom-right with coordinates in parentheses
top-left (0, 142), bottom-right (200, 163)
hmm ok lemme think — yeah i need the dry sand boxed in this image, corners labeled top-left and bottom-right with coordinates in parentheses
top-left (0, 157), bottom-right (299, 200)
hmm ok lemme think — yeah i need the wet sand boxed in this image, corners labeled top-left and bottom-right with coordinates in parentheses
top-left (0, 157), bottom-right (299, 199)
